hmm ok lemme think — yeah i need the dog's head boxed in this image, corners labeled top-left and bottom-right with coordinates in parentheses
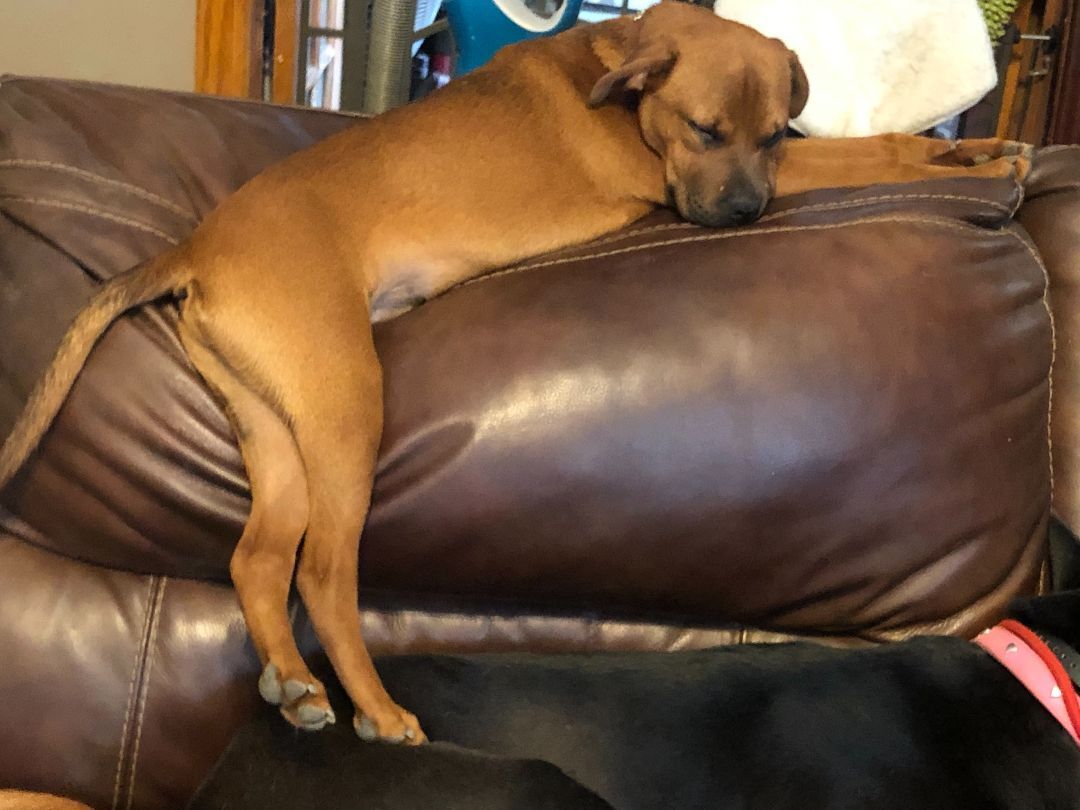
top-left (589, 3), bottom-right (808, 227)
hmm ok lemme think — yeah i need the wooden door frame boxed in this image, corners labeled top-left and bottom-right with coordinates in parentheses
top-left (195, 0), bottom-right (265, 98)
top-left (196, 0), bottom-right (300, 103)
top-left (272, 0), bottom-right (300, 104)
top-left (1049, 0), bottom-right (1080, 142)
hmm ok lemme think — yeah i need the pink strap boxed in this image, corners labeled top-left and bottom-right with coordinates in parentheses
top-left (975, 625), bottom-right (1080, 744)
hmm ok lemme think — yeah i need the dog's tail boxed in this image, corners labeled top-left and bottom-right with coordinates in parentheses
top-left (0, 253), bottom-right (192, 490)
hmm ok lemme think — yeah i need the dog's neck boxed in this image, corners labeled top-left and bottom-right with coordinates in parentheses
top-left (1042, 630), bottom-right (1080, 690)
top-left (977, 621), bottom-right (1080, 745)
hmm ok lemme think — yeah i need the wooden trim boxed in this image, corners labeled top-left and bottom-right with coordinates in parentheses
top-left (272, 0), bottom-right (301, 104)
top-left (1050, 0), bottom-right (1080, 143)
top-left (195, 0), bottom-right (265, 99)
top-left (996, 0), bottom-right (1035, 138)
top-left (1019, 0), bottom-right (1066, 143)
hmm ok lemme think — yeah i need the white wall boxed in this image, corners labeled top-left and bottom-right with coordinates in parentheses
top-left (0, 0), bottom-right (196, 92)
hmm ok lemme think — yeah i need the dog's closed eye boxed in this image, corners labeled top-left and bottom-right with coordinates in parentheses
top-left (688, 119), bottom-right (725, 146)
top-left (761, 128), bottom-right (786, 148)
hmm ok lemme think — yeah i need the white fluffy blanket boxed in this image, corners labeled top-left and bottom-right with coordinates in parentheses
top-left (712, 0), bottom-right (998, 137)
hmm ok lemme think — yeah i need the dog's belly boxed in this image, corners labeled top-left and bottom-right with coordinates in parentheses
top-left (366, 251), bottom-right (467, 323)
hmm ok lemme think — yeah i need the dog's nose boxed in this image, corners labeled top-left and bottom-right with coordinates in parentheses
top-left (728, 196), bottom-right (762, 225)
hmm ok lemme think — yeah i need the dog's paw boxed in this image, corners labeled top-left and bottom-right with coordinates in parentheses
top-left (988, 142), bottom-right (1034, 181)
top-left (1006, 153), bottom-right (1034, 182)
top-left (258, 662), bottom-right (335, 731)
top-left (286, 701), bottom-right (336, 731)
top-left (1000, 140), bottom-right (1036, 159)
top-left (938, 138), bottom-right (1034, 166)
top-left (354, 706), bottom-right (427, 745)
top-left (930, 138), bottom-right (1034, 183)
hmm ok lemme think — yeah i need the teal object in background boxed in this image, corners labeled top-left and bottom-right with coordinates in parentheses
top-left (445, 0), bottom-right (585, 74)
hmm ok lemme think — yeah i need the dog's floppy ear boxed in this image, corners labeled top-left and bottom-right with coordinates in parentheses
top-left (588, 39), bottom-right (677, 108)
top-left (787, 49), bottom-right (809, 118)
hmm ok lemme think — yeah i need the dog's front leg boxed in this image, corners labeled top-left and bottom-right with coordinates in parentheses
top-left (777, 133), bottom-right (1033, 197)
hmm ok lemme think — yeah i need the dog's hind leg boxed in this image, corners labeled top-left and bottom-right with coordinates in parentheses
top-left (284, 313), bottom-right (427, 745)
top-left (179, 261), bottom-right (422, 743)
top-left (179, 326), bottom-right (335, 731)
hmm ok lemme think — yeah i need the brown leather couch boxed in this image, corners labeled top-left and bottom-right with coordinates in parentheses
top-left (0, 77), bottom-right (1078, 809)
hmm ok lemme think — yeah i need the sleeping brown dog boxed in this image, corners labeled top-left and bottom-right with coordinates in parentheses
top-left (0, 2), bottom-right (1030, 745)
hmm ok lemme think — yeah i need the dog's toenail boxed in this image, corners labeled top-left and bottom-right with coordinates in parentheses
top-left (258, 663), bottom-right (283, 705)
top-left (355, 715), bottom-right (378, 741)
top-left (404, 728), bottom-right (415, 740)
top-left (298, 704), bottom-right (330, 729)
top-left (283, 679), bottom-right (310, 703)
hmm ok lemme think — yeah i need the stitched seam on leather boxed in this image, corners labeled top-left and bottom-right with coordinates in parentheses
top-left (0, 160), bottom-right (197, 223)
top-left (1004, 225), bottom-right (1056, 501)
top-left (124, 577), bottom-right (167, 810)
top-left (761, 192), bottom-right (1013, 220)
top-left (0, 195), bottom-right (180, 244)
top-left (546, 192), bottom-right (1017, 257)
top-left (1009, 174), bottom-right (1025, 218)
top-left (111, 577), bottom-right (156, 810)
top-left (464, 215), bottom-right (989, 286)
